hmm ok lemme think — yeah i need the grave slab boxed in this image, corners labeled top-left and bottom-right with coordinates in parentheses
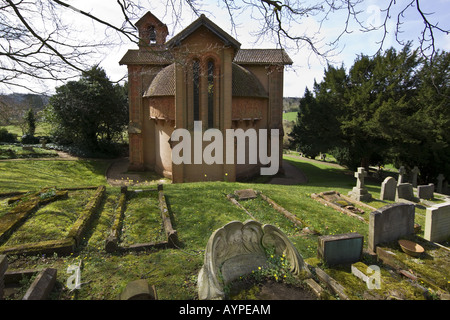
top-left (234, 189), bottom-right (258, 200)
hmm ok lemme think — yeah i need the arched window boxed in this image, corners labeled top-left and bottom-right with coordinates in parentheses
top-left (193, 59), bottom-right (200, 121)
top-left (207, 60), bottom-right (215, 128)
top-left (148, 26), bottom-right (156, 44)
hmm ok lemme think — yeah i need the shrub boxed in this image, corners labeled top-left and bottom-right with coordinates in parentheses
top-left (0, 128), bottom-right (16, 143)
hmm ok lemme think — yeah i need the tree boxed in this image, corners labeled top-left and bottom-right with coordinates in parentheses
top-left (1, 1), bottom-right (448, 92)
top-left (289, 44), bottom-right (449, 174)
top-left (46, 66), bottom-right (128, 153)
top-left (24, 108), bottom-right (36, 136)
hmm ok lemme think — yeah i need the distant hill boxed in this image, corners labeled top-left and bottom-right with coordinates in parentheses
top-left (1, 93), bottom-right (49, 111)
top-left (0, 93), bottom-right (49, 125)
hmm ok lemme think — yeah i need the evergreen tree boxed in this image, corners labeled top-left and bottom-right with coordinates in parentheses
top-left (47, 66), bottom-right (128, 154)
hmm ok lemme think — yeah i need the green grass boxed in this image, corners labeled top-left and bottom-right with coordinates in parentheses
top-left (1, 123), bottom-right (52, 138)
top-left (283, 112), bottom-right (297, 122)
top-left (1, 189), bottom-right (95, 246)
top-left (0, 155), bottom-right (445, 300)
top-left (0, 160), bottom-right (110, 193)
top-left (120, 190), bottom-right (165, 245)
top-left (0, 144), bottom-right (58, 159)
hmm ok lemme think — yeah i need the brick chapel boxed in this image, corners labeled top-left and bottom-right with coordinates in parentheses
top-left (119, 12), bottom-right (292, 183)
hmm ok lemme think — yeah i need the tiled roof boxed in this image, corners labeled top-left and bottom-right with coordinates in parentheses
top-left (119, 49), bottom-right (173, 65)
top-left (232, 63), bottom-right (268, 98)
top-left (234, 49), bottom-right (293, 65)
top-left (144, 63), bottom-right (175, 97)
top-left (144, 62), bottom-right (268, 98)
top-left (165, 14), bottom-right (241, 50)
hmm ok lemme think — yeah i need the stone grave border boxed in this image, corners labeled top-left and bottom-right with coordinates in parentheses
top-left (0, 186), bottom-right (105, 256)
top-left (105, 184), bottom-right (178, 253)
top-left (226, 189), bottom-right (306, 228)
top-left (311, 190), bottom-right (375, 223)
top-left (1, 255), bottom-right (57, 300)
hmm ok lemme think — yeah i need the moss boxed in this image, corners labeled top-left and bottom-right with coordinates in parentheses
top-left (67, 186), bottom-right (106, 245)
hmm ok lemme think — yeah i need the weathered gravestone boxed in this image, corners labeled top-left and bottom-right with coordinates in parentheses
top-left (424, 202), bottom-right (450, 242)
top-left (411, 166), bottom-right (420, 188)
top-left (380, 177), bottom-right (397, 201)
top-left (397, 166), bottom-right (407, 185)
top-left (417, 183), bottom-right (434, 200)
top-left (348, 167), bottom-right (372, 202)
top-left (436, 174), bottom-right (445, 194)
top-left (396, 183), bottom-right (418, 202)
top-left (119, 279), bottom-right (158, 300)
top-left (368, 203), bottom-right (415, 253)
top-left (198, 220), bottom-right (308, 300)
top-left (317, 233), bottom-right (364, 265)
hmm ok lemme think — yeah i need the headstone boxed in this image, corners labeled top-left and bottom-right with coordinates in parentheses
top-left (348, 167), bottom-right (372, 202)
top-left (368, 203), bottom-right (415, 253)
top-left (397, 166), bottom-right (406, 185)
top-left (0, 255), bottom-right (7, 300)
top-left (119, 279), bottom-right (158, 300)
top-left (411, 166), bottom-right (420, 187)
top-left (317, 233), bottom-right (363, 265)
top-left (436, 174), bottom-right (445, 194)
top-left (198, 220), bottom-right (308, 300)
top-left (424, 202), bottom-right (450, 242)
top-left (380, 177), bottom-right (397, 201)
top-left (396, 183), bottom-right (417, 202)
top-left (417, 183), bottom-right (434, 200)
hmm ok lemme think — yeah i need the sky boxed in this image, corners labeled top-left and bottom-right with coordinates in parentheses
top-left (4, 0), bottom-right (450, 97)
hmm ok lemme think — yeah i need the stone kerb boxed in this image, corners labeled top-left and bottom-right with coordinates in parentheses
top-left (424, 202), bottom-right (450, 242)
top-left (368, 203), bottom-right (415, 253)
top-left (105, 184), bottom-right (177, 253)
top-left (197, 220), bottom-right (308, 300)
top-left (0, 186), bottom-right (105, 256)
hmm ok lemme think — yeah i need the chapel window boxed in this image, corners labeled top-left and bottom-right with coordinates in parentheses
top-left (193, 59), bottom-right (200, 121)
top-left (207, 60), bottom-right (215, 128)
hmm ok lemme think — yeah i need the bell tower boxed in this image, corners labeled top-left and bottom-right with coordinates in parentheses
top-left (135, 11), bottom-right (169, 49)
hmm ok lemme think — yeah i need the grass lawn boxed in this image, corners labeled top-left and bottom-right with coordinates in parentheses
top-left (283, 112), bottom-right (297, 122)
top-left (0, 155), bottom-right (444, 300)
top-left (0, 159), bottom-right (110, 193)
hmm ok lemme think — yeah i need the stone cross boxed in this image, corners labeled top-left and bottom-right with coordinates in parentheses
top-left (398, 166), bottom-right (406, 185)
top-left (411, 166), bottom-right (420, 187)
top-left (348, 167), bottom-right (372, 201)
top-left (355, 167), bottom-right (367, 189)
top-left (437, 174), bottom-right (445, 194)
